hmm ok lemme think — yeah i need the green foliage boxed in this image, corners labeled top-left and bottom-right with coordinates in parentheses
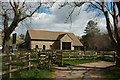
top-left (64, 59), bottom-right (100, 65)
top-left (84, 20), bottom-right (100, 35)
top-left (13, 50), bottom-right (31, 53)
top-left (56, 59), bottom-right (101, 67)
top-left (81, 20), bottom-right (101, 50)
top-left (19, 34), bottom-right (25, 39)
top-left (2, 66), bottom-right (56, 78)
top-left (98, 56), bottom-right (114, 62)
top-left (105, 66), bottom-right (120, 79)
top-left (82, 20), bottom-right (100, 50)
top-left (63, 53), bottom-right (78, 55)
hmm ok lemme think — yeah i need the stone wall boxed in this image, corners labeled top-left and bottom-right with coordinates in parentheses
top-left (31, 41), bottom-right (54, 50)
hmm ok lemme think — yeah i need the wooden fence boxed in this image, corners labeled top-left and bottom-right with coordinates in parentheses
top-left (1, 50), bottom-right (116, 78)
top-left (2, 51), bottom-right (57, 78)
top-left (56, 50), bottom-right (98, 60)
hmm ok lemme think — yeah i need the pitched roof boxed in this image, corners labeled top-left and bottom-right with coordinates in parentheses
top-left (27, 30), bottom-right (83, 46)
top-left (57, 34), bottom-right (66, 40)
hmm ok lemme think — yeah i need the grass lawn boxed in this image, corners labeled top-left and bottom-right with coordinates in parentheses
top-left (62, 52), bottom-right (97, 58)
top-left (2, 66), bottom-right (56, 78)
top-left (56, 59), bottom-right (101, 67)
top-left (63, 53), bottom-right (78, 55)
top-left (104, 65), bottom-right (120, 80)
top-left (2, 51), bottom-right (114, 78)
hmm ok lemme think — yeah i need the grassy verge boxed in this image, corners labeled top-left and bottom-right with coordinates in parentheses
top-left (56, 59), bottom-right (101, 67)
top-left (2, 66), bottom-right (56, 78)
top-left (104, 65), bottom-right (120, 80)
top-left (97, 56), bottom-right (114, 62)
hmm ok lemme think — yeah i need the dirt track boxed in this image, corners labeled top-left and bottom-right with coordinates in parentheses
top-left (52, 61), bottom-right (115, 79)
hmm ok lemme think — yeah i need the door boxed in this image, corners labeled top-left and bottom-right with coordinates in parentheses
top-left (36, 45), bottom-right (38, 48)
top-left (43, 45), bottom-right (45, 50)
top-left (62, 42), bottom-right (71, 50)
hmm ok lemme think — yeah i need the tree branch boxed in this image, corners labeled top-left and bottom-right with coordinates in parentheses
top-left (105, 2), bottom-right (113, 16)
top-left (74, 2), bottom-right (85, 7)
top-left (7, 15), bottom-right (19, 35)
top-left (9, 0), bottom-right (16, 12)
top-left (19, 3), bottom-right (41, 22)
top-left (19, 1), bottom-right (25, 15)
top-left (65, 6), bottom-right (76, 23)
top-left (90, 2), bottom-right (102, 11)
top-left (116, 1), bottom-right (120, 17)
top-left (101, 2), bottom-right (117, 44)
top-left (113, 2), bottom-right (119, 40)
top-left (0, 12), bottom-right (4, 16)
top-left (13, 0), bottom-right (18, 8)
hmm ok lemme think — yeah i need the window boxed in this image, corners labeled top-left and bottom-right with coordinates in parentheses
top-left (43, 45), bottom-right (45, 50)
top-left (35, 45), bottom-right (38, 48)
top-left (74, 47), bottom-right (78, 50)
top-left (74, 47), bottom-right (81, 50)
top-left (50, 45), bottom-right (52, 49)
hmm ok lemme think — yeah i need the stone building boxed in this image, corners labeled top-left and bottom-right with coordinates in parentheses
top-left (20, 30), bottom-right (83, 50)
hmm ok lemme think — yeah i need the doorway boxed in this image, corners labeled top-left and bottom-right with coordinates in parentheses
top-left (35, 45), bottom-right (38, 48)
top-left (43, 45), bottom-right (45, 50)
top-left (62, 42), bottom-right (71, 50)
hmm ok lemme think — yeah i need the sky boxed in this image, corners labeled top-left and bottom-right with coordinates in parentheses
top-left (11, 2), bottom-right (111, 37)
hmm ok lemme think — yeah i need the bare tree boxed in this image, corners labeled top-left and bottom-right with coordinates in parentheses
top-left (59, 1), bottom-right (120, 66)
top-left (87, 2), bottom-right (120, 66)
top-left (0, 0), bottom-right (54, 54)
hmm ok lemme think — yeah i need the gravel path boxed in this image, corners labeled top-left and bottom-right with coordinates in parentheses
top-left (52, 61), bottom-right (115, 79)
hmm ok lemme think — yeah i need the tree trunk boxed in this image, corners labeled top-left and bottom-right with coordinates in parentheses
top-left (116, 2), bottom-right (120, 17)
top-left (116, 40), bottom-right (120, 67)
top-left (2, 33), bottom-right (10, 54)
top-left (116, 49), bottom-right (120, 67)
top-left (2, 15), bottom-right (19, 54)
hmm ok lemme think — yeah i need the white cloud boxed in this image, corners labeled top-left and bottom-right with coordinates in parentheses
top-left (14, 2), bottom-right (108, 37)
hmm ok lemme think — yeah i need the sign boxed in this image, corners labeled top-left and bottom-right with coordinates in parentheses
top-left (12, 33), bottom-right (16, 44)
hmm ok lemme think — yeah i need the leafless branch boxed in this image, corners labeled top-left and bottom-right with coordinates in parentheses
top-left (19, 3), bottom-right (41, 22)
top-left (74, 2), bottom-right (85, 7)
top-left (104, 2), bottom-right (113, 16)
top-left (101, 2), bottom-right (117, 44)
top-left (0, 11), bottom-right (4, 16)
top-left (65, 6), bottom-right (76, 23)
top-left (113, 2), bottom-right (119, 40)
top-left (9, 0), bottom-right (16, 12)
top-left (19, 0), bottom-right (25, 11)
top-left (58, 2), bottom-right (68, 9)
top-left (90, 2), bottom-right (102, 11)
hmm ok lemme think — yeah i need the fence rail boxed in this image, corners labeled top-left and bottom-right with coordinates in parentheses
top-left (1, 50), bottom-right (116, 78)
top-left (2, 51), bottom-right (55, 78)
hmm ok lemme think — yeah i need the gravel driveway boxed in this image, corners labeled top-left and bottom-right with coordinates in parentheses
top-left (52, 61), bottom-right (115, 79)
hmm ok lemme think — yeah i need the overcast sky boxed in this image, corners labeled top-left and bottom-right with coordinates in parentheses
top-left (12, 2), bottom-right (112, 37)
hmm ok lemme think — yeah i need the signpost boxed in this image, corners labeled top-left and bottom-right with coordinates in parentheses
top-left (12, 33), bottom-right (17, 52)
top-left (12, 33), bottom-right (16, 44)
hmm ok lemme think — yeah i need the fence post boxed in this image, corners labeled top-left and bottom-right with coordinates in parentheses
top-left (51, 50), bottom-right (53, 64)
top-left (48, 53), bottom-right (51, 70)
top-left (84, 46), bottom-right (86, 55)
top-left (54, 51), bottom-right (57, 64)
top-left (61, 51), bottom-right (63, 66)
top-left (38, 51), bottom-right (41, 68)
top-left (113, 51), bottom-right (116, 62)
top-left (52, 50), bottom-right (56, 64)
top-left (69, 53), bottom-right (70, 59)
top-left (8, 53), bottom-right (12, 78)
top-left (28, 53), bottom-right (31, 70)
top-left (45, 51), bottom-right (48, 65)
top-left (102, 51), bottom-right (104, 58)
